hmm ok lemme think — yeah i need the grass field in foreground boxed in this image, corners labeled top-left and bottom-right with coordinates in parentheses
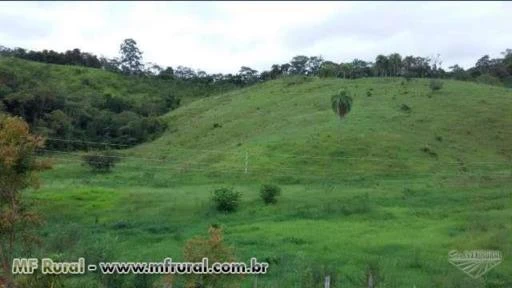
top-left (30, 77), bottom-right (512, 287)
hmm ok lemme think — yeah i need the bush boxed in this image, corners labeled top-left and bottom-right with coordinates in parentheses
top-left (429, 79), bottom-right (444, 91)
top-left (212, 187), bottom-right (241, 213)
top-left (260, 184), bottom-right (281, 204)
top-left (82, 151), bottom-right (120, 172)
top-left (400, 104), bottom-right (411, 113)
top-left (476, 73), bottom-right (502, 86)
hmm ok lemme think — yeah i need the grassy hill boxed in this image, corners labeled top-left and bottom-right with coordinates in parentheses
top-left (32, 77), bottom-right (512, 287)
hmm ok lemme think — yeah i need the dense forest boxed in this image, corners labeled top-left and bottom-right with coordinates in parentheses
top-left (0, 39), bottom-right (511, 151)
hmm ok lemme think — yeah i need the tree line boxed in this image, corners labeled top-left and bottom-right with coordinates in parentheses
top-left (1, 40), bottom-right (511, 87)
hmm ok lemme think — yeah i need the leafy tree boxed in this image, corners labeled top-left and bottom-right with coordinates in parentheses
top-left (402, 56), bottom-right (432, 78)
top-left (351, 59), bottom-right (372, 78)
top-left (158, 67), bottom-right (174, 80)
top-left (259, 70), bottom-right (272, 81)
top-left (46, 110), bottom-right (73, 143)
top-left (375, 55), bottom-right (390, 77)
top-left (119, 38), bottom-right (144, 75)
top-left (503, 49), bottom-right (512, 74)
top-left (388, 53), bottom-right (402, 76)
top-left (306, 56), bottom-right (324, 75)
top-left (269, 64), bottom-right (283, 79)
top-left (475, 55), bottom-right (491, 75)
top-left (144, 62), bottom-right (163, 77)
top-left (0, 116), bottom-right (49, 287)
top-left (318, 61), bottom-right (340, 78)
top-left (280, 63), bottom-right (291, 76)
top-left (174, 66), bottom-right (196, 80)
top-left (238, 66), bottom-right (259, 85)
top-left (339, 63), bottom-right (353, 79)
top-left (448, 65), bottom-right (470, 81)
top-left (290, 55), bottom-right (309, 75)
top-left (429, 54), bottom-right (443, 77)
top-left (103, 94), bottom-right (132, 113)
top-left (100, 57), bottom-right (121, 73)
top-left (331, 89), bottom-right (353, 119)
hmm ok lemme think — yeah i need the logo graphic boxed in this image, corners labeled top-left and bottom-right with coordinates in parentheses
top-left (448, 250), bottom-right (502, 279)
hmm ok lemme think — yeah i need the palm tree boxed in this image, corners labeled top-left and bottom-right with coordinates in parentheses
top-left (331, 89), bottom-right (353, 119)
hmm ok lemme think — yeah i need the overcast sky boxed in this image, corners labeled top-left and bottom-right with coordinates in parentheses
top-left (0, 1), bottom-right (510, 74)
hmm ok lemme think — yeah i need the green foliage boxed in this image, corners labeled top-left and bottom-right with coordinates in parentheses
top-left (0, 116), bottom-right (49, 287)
top-left (260, 183), bottom-right (282, 204)
top-left (331, 89), bottom-right (353, 119)
top-left (81, 150), bottom-right (120, 173)
top-left (212, 187), bottom-right (241, 213)
top-left (476, 73), bottom-right (502, 86)
top-left (119, 38), bottom-right (144, 75)
top-left (429, 79), bottom-right (444, 91)
top-left (0, 57), bottom-right (189, 149)
top-left (400, 104), bottom-right (411, 113)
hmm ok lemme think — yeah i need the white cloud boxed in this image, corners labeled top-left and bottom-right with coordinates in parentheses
top-left (0, 1), bottom-right (510, 73)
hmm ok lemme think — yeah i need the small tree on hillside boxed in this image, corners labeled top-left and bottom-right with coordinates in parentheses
top-left (331, 89), bottom-right (353, 120)
top-left (0, 115), bottom-right (50, 287)
top-left (183, 226), bottom-right (241, 288)
top-left (260, 184), bottom-right (281, 204)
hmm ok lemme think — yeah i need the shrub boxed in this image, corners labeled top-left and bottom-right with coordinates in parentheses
top-left (476, 73), bottom-right (502, 86)
top-left (429, 79), bottom-right (444, 91)
top-left (400, 104), bottom-right (411, 113)
top-left (183, 226), bottom-right (240, 287)
top-left (212, 187), bottom-right (241, 213)
top-left (82, 150), bottom-right (120, 173)
top-left (260, 184), bottom-right (281, 204)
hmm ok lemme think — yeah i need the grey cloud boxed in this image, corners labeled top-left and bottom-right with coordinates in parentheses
top-left (283, 2), bottom-right (511, 68)
top-left (0, 14), bottom-right (50, 41)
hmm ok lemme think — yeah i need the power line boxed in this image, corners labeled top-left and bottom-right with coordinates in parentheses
top-left (36, 142), bottom-right (512, 167)
top-left (36, 153), bottom-right (511, 181)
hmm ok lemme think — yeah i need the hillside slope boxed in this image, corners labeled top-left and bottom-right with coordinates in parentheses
top-left (129, 76), bottom-right (512, 183)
